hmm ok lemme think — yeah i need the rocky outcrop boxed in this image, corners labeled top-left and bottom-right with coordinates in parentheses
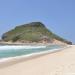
top-left (2, 22), bottom-right (72, 45)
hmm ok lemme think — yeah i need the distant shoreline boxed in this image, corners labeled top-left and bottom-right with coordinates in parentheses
top-left (0, 41), bottom-right (67, 46)
top-left (0, 42), bottom-right (52, 46)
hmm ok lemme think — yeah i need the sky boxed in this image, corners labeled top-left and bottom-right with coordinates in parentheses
top-left (0, 0), bottom-right (75, 43)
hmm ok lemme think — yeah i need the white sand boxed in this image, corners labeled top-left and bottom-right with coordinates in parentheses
top-left (0, 45), bottom-right (75, 75)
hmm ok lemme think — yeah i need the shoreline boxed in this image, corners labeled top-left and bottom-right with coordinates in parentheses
top-left (0, 45), bottom-right (74, 75)
top-left (0, 45), bottom-right (70, 68)
top-left (0, 41), bottom-right (68, 46)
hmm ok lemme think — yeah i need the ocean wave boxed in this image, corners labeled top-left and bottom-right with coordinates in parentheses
top-left (0, 45), bottom-right (46, 50)
top-left (0, 48), bottom-right (60, 63)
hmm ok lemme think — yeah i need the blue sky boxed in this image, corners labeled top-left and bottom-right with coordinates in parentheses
top-left (0, 0), bottom-right (74, 43)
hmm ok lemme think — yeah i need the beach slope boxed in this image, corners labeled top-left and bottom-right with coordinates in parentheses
top-left (0, 45), bottom-right (75, 75)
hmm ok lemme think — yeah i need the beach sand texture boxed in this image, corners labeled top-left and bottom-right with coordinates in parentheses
top-left (0, 45), bottom-right (75, 75)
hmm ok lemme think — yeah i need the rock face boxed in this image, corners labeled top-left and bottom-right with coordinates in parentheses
top-left (2, 22), bottom-right (72, 44)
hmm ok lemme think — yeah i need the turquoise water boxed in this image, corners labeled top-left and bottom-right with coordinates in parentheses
top-left (0, 45), bottom-right (63, 59)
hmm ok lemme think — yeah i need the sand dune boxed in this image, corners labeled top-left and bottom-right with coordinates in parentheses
top-left (0, 45), bottom-right (75, 75)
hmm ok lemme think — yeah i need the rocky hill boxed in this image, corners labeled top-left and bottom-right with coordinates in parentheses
top-left (2, 22), bottom-right (72, 44)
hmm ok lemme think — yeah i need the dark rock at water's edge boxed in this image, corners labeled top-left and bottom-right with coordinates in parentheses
top-left (1, 22), bottom-right (72, 45)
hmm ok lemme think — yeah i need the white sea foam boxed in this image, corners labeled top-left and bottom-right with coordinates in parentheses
top-left (0, 45), bottom-right (46, 50)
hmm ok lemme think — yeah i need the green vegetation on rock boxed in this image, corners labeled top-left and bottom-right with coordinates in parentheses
top-left (2, 22), bottom-right (72, 44)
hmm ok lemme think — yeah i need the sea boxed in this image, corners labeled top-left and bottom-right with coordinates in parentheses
top-left (0, 45), bottom-right (64, 59)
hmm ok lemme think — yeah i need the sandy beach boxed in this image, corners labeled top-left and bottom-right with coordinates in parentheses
top-left (0, 45), bottom-right (75, 75)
